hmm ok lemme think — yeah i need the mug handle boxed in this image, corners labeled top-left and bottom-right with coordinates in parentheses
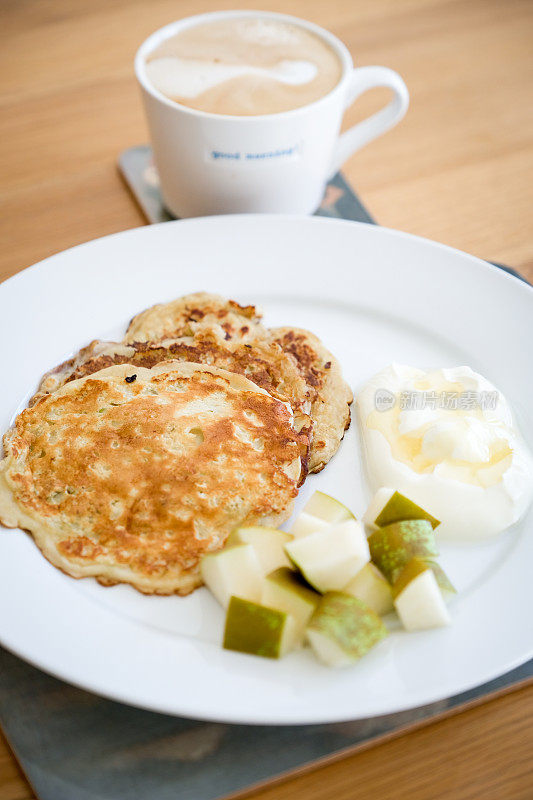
top-left (328, 66), bottom-right (409, 178)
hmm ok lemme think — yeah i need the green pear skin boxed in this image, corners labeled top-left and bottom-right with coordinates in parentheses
top-left (368, 520), bottom-right (438, 583)
top-left (374, 491), bottom-right (440, 530)
top-left (307, 592), bottom-right (388, 665)
top-left (223, 596), bottom-right (294, 659)
top-left (392, 557), bottom-right (456, 600)
top-left (263, 567), bottom-right (320, 642)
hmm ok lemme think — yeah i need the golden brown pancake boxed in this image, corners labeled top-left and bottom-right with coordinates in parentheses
top-left (30, 327), bottom-right (311, 419)
top-left (125, 291), bottom-right (265, 344)
top-left (0, 362), bottom-right (305, 595)
top-left (270, 327), bottom-right (353, 473)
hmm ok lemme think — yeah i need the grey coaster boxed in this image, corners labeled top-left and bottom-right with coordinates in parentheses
top-left (0, 145), bottom-right (529, 800)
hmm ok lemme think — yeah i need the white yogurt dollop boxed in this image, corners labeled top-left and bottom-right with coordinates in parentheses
top-left (357, 364), bottom-right (533, 540)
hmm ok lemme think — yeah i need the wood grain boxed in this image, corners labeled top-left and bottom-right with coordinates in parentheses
top-left (1, 0), bottom-right (532, 798)
top-left (1, 0), bottom-right (533, 281)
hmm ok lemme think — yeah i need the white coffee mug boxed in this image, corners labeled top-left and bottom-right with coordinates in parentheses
top-left (135, 10), bottom-right (409, 218)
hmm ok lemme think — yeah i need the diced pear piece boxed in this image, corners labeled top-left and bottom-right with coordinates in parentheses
top-left (363, 488), bottom-right (440, 532)
top-left (306, 592), bottom-right (388, 667)
top-left (423, 560), bottom-right (456, 601)
top-left (290, 512), bottom-right (330, 538)
top-left (223, 596), bottom-right (296, 659)
top-left (262, 567), bottom-right (320, 644)
top-left (305, 491), bottom-right (355, 522)
top-left (285, 520), bottom-right (370, 593)
top-left (200, 544), bottom-right (263, 608)
top-left (368, 520), bottom-right (438, 583)
top-left (393, 557), bottom-right (456, 602)
top-left (392, 560), bottom-right (451, 631)
top-left (376, 491), bottom-right (440, 529)
top-left (362, 488), bottom-right (395, 532)
top-left (290, 491), bottom-right (355, 538)
top-left (226, 526), bottom-right (292, 574)
top-left (343, 563), bottom-right (394, 616)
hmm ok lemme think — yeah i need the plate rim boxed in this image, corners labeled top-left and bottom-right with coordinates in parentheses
top-left (0, 627), bottom-right (530, 726)
top-left (3, 213), bottom-right (532, 297)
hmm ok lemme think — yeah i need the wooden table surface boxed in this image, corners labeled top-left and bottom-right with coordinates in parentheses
top-left (1, 0), bottom-right (532, 798)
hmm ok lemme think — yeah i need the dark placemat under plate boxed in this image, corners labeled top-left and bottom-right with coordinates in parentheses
top-left (0, 646), bottom-right (531, 800)
top-left (0, 145), bottom-right (529, 800)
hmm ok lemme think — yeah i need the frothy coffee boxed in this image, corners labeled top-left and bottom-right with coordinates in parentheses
top-left (145, 18), bottom-right (343, 116)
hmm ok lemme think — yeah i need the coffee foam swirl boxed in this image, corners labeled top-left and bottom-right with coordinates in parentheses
top-left (146, 57), bottom-right (318, 99)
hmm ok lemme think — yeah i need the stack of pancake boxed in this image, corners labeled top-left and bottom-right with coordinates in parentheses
top-left (0, 293), bottom-right (352, 595)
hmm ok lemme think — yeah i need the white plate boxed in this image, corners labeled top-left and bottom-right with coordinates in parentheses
top-left (0, 215), bottom-right (531, 725)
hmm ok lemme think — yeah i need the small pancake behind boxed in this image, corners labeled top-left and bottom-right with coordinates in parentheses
top-left (270, 327), bottom-right (353, 473)
top-left (125, 291), bottom-right (265, 344)
top-left (30, 326), bottom-right (311, 423)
